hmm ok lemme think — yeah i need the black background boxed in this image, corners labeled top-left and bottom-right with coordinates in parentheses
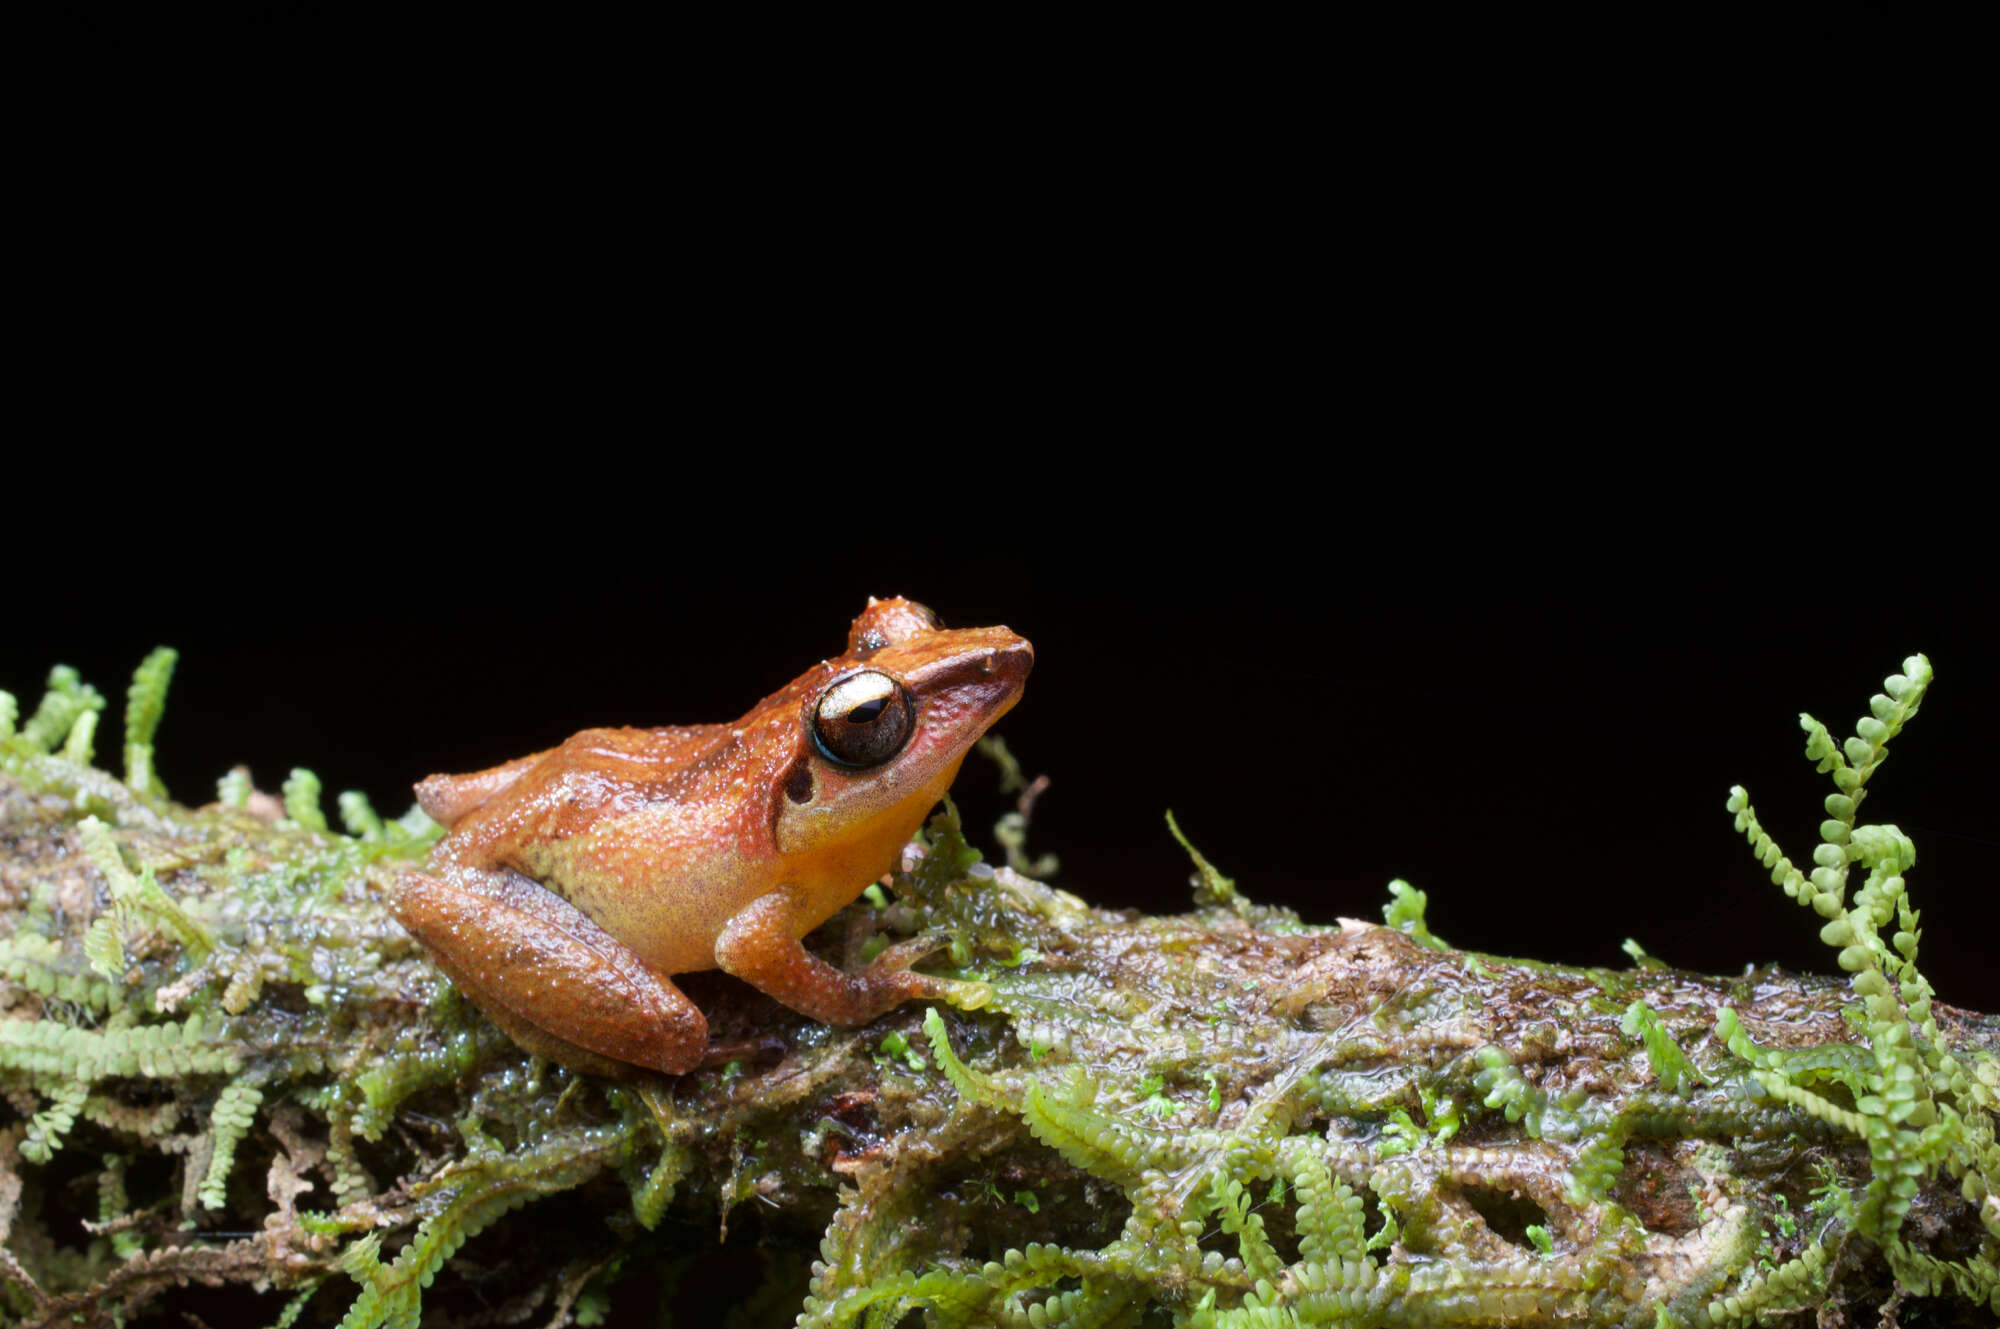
top-left (8, 22), bottom-right (1989, 1326)
top-left (15, 14), bottom-right (1984, 1011)
top-left (7, 523), bottom-right (1994, 1014)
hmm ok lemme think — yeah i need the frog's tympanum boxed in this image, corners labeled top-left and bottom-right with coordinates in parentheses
top-left (391, 598), bottom-right (1031, 1076)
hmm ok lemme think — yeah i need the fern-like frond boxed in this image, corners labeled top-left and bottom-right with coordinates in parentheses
top-left (334, 1123), bottom-right (628, 1329)
top-left (19, 664), bottom-right (105, 753)
top-left (1208, 1172), bottom-right (1282, 1282)
top-left (122, 646), bottom-right (176, 795)
top-left (76, 815), bottom-right (213, 960)
top-left (1621, 1000), bottom-right (1698, 1095)
top-left (62, 707), bottom-right (98, 764)
top-left (20, 1079), bottom-right (89, 1163)
top-left (82, 913), bottom-right (127, 982)
top-left (628, 1143), bottom-right (686, 1230)
top-left (1285, 1147), bottom-right (1367, 1269)
top-left (338, 790), bottom-right (384, 840)
top-left (922, 1006), bottom-right (1009, 1110)
top-left (1717, 653), bottom-right (1999, 1307)
top-left (216, 766), bottom-right (252, 808)
top-left (0, 1011), bottom-right (242, 1080)
top-left (283, 768), bottom-right (329, 833)
top-left (1382, 879), bottom-right (1447, 951)
top-left (198, 1078), bottom-right (264, 1210)
top-left (1706, 1239), bottom-right (1828, 1325)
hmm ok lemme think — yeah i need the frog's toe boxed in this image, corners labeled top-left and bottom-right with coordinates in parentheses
top-left (924, 975), bottom-right (993, 1011)
top-left (867, 930), bottom-right (953, 974)
top-left (861, 949), bottom-right (987, 1012)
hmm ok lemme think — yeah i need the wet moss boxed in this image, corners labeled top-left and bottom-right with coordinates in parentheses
top-left (0, 653), bottom-right (1994, 1327)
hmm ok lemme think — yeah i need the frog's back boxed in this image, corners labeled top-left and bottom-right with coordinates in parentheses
top-left (416, 750), bottom-right (552, 828)
top-left (420, 723), bottom-right (736, 859)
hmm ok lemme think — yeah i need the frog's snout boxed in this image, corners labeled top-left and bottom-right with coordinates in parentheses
top-left (984, 635), bottom-right (1033, 681)
top-left (968, 638), bottom-right (1033, 705)
top-left (898, 631), bottom-right (1033, 733)
top-left (970, 634), bottom-right (1033, 724)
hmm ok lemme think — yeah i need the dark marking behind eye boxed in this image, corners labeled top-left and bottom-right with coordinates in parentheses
top-left (783, 757), bottom-right (814, 804)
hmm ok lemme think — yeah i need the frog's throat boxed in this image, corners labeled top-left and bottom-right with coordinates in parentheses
top-left (782, 752), bottom-right (968, 937)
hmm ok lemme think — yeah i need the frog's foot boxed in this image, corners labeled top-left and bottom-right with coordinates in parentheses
top-left (864, 931), bottom-right (991, 1011)
top-left (716, 888), bottom-right (980, 1025)
top-left (865, 929), bottom-right (952, 973)
top-left (394, 866), bottom-right (709, 1076)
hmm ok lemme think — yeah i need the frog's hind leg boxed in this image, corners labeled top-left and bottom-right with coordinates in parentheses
top-left (393, 864), bottom-right (707, 1075)
top-left (713, 886), bottom-right (991, 1026)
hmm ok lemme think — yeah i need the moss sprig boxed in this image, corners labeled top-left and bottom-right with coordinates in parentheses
top-left (94, 1152), bottom-right (146, 1260)
top-left (197, 1077), bottom-right (264, 1210)
top-left (17, 664), bottom-right (104, 753)
top-left (334, 1122), bottom-right (632, 1329)
top-left (283, 768), bottom-right (329, 833)
top-left (0, 1012), bottom-right (243, 1080)
top-left (122, 646), bottom-right (176, 797)
top-left (62, 707), bottom-right (97, 764)
top-left (1621, 999), bottom-right (1699, 1095)
top-left (3, 930), bottom-right (119, 1011)
top-left (1382, 879), bottom-right (1447, 951)
top-left (19, 1079), bottom-right (88, 1164)
top-left (77, 814), bottom-right (214, 962)
top-left (1717, 654), bottom-right (1997, 1310)
top-left (1168, 811), bottom-right (1300, 931)
top-left (1705, 1238), bottom-right (1828, 1326)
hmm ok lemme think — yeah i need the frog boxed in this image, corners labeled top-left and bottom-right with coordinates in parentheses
top-left (389, 597), bottom-right (1032, 1077)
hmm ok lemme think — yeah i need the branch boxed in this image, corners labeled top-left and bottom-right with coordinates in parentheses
top-left (1, 655), bottom-right (1994, 1328)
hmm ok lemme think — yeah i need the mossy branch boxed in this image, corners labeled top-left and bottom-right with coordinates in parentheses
top-left (1, 651), bottom-right (1994, 1328)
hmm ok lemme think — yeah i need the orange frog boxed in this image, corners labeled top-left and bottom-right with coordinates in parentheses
top-left (391, 598), bottom-right (1031, 1076)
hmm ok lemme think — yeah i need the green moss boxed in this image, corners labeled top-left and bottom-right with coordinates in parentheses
top-left (121, 646), bottom-right (175, 797)
top-left (1717, 655), bottom-right (1999, 1311)
top-left (2, 651), bottom-right (1994, 1326)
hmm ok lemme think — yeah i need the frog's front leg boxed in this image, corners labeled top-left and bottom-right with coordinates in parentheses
top-left (393, 865), bottom-right (707, 1076)
top-left (713, 887), bottom-right (989, 1025)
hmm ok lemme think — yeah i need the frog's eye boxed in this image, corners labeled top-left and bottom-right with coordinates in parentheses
top-left (811, 670), bottom-right (915, 768)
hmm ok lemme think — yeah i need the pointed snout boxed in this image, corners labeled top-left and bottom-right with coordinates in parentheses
top-left (903, 627), bottom-right (1033, 697)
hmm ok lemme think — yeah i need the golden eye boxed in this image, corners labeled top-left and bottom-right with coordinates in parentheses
top-left (811, 670), bottom-right (915, 768)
